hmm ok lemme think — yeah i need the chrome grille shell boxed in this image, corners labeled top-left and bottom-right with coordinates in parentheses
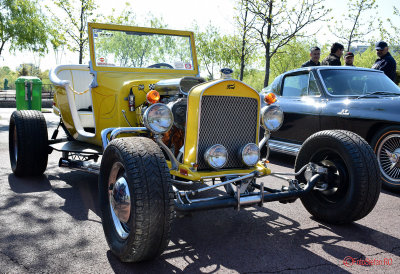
top-left (197, 95), bottom-right (258, 170)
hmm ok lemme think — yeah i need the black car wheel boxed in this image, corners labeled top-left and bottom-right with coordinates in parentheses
top-left (295, 130), bottom-right (381, 224)
top-left (9, 110), bottom-right (48, 177)
top-left (371, 126), bottom-right (400, 191)
top-left (99, 137), bottom-right (174, 262)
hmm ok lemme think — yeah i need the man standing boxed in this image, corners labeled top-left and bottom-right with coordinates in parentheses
top-left (301, 47), bottom-right (321, 67)
top-left (344, 52), bottom-right (355, 66)
top-left (372, 41), bottom-right (397, 82)
top-left (321, 42), bottom-right (344, 66)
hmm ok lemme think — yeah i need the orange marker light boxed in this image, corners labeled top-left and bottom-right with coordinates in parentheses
top-left (146, 90), bottom-right (160, 104)
top-left (264, 92), bottom-right (277, 105)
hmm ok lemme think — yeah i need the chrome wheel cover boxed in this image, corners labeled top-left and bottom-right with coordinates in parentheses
top-left (108, 162), bottom-right (131, 239)
top-left (377, 133), bottom-right (400, 183)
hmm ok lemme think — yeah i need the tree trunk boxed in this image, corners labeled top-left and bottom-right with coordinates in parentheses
top-left (79, 0), bottom-right (84, 64)
top-left (0, 41), bottom-right (6, 57)
top-left (264, 53), bottom-right (270, 87)
top-left (263, 0), bottom-right (273, 87)
top-left (239, 0), bottom-right (249, 81)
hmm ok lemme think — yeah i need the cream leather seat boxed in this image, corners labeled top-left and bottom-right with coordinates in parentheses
top-left (55, 66), bottom-right (95, 128)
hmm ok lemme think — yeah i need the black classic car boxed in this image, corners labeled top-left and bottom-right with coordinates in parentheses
top-left (261, 66), bottom-right (400, 191)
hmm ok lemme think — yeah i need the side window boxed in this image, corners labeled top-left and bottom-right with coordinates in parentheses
top-left (282, 74), bottom-right (309, 97)
top-left (308, 73), bottom-right (320, 96)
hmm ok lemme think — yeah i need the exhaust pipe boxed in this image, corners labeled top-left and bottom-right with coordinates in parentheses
top-left (59, 158), bottom-right (100, 175)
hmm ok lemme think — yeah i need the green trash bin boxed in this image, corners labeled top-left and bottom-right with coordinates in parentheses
top-left (15, 76), bottom-right (42, 110)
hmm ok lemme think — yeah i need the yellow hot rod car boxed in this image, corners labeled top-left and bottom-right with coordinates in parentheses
top-left (9, 23), bottom-right (381, 262)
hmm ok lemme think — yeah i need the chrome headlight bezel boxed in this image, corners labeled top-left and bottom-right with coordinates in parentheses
top-left (260, 105), bottom-right (284, 132)
top-left (143, 103), bottom-right (174, 134)
top-left (239, 143), bottom-right (260, 167)
top-left (204, 144), bottom-right (228, 170)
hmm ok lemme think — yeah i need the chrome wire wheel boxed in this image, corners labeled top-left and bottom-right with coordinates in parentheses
top-left (376, 133), bottom-right (400, 183)
top-left (108, 162), bottom-right (131, 239)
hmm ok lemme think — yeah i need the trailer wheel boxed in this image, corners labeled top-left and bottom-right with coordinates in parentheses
top-left (295, 130), bottom-right (381, 224)
top-left (99, 137), bottom-right (174, 262)
top-left (9, 110), bottom-right (48, 177)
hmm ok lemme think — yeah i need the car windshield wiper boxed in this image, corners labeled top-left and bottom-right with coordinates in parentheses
top-left (356, 91), bottom-right (400, 99)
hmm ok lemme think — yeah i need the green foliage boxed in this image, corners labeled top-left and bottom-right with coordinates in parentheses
top-left (0, 65), bottom-right (17, 89)
top-left (16, 63), bottom-right (40, 77)
top-left (353, 45), bottom-right (377, 68)
top-left (0, 0), bottom-right (50, 57)
top-left (246, 0), bottom-right (331, 87)
top-left (194, 23), bottom-right (241, 80)
top-left (48, 0), bottom-right (98, 63)
top-left (330, 0), bottom-right (378, 51)
top-left (96, 29), bottom-right (191, 68)
top-left (269, 39), bottom-right (311, 81)
top-left (242, 69), bottom-right (264, 91)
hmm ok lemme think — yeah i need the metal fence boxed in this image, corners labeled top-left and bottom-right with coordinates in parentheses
top-left (0, 84), bottom-right (55, 101)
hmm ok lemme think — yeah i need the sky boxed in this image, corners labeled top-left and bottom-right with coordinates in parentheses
top-left (1, 0), bottom-right (399, 71)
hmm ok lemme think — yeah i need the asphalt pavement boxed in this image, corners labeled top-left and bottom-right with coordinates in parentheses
top-left (0, 108), bottom-right (399, 273)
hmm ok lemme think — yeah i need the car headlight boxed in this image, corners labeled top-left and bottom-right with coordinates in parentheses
top-left (204, 144), bottom-right (228, 169)
top-left (240, 143), bottom-right (260, 167)
top-left (261, 105), bottom-right (283, 132)
top-left (143, 103), bottom-right (173, 134)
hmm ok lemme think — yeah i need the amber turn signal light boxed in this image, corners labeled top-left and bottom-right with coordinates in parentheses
top-left (264, 92), bottom-right (277, 105)
top-left (146, 90), bottom-right (160, 104)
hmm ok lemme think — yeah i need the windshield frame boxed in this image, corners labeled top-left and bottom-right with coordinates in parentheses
top-left (316, 68), bottom-right (400, 97)
top-left (88, 22), bottom-right (199, 75)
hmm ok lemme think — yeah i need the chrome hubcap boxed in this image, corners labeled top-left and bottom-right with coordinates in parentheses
top-left (108, 162), bottom-right (131, 239)
top-left (377, 134), bottom-right (400, 182)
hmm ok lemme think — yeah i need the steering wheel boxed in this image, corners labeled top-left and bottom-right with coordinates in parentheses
top-left (147, 63), bottom-right (174, 69)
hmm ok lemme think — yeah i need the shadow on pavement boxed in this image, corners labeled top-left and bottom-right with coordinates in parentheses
top-left (105, 199), bottom-right (400, 273)
top-left (5, 168), bottom-right (399, 273)
top-left (8, 174), bottom-right (52, 193)
top-left (48, 171), bottom-right (101, 221)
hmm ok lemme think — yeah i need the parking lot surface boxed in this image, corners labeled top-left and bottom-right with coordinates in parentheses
top-left (0, 108), bottom-right (399, 273)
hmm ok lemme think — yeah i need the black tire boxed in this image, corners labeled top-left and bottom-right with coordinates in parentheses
top-left (9, 110), bottom-right (48, 177)
top-left (371, 126), bottom-right (400, 191)
top-left (295, 130), bottom-right (381, 224)
top-left (98, 137), bottom-right (174, 262)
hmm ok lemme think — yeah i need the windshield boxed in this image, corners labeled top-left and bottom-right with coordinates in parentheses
top-left (92, 28), bottom-right (195, 70)
top-left (319, 70), bottom-right (400, 96)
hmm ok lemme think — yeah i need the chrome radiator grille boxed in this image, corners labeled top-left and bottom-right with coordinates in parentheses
top-left (197, 96), bottom-right (258, 170)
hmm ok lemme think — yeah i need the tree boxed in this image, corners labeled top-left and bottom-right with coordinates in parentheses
top-left (330, 0), bottom-right (378, 52)
top-left (16, 63), bottom-right (40, 77)
top-left (269, 39), bottom-right (314, 81)
top-left (48, 0), bottom-right (98, 64)
top-left (247, 0), bottom-right (330, 87)
top-left (352, 45), bottom-right (376, 68)
top-left (194, 24), bottom-right (220, 80)
top-left (0, 0), bottom-right (49, 57)
top-left (195, 24), bottom-right (242, 80)
top-left (235, 0), bottom-right (256, 81)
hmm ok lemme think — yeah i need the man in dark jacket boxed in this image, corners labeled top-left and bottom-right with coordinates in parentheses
top-left (301, 46), bottom-right (321, 67)
top-left (321, 42), bottom-right (344, 66)
top-left (371, 41), bottom-right (397, 82)
top-left (344, 52), bottom-right (355, 66)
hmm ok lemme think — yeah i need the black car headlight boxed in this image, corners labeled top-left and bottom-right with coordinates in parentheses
top-left (261, 105), bottom-right (284, 132)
